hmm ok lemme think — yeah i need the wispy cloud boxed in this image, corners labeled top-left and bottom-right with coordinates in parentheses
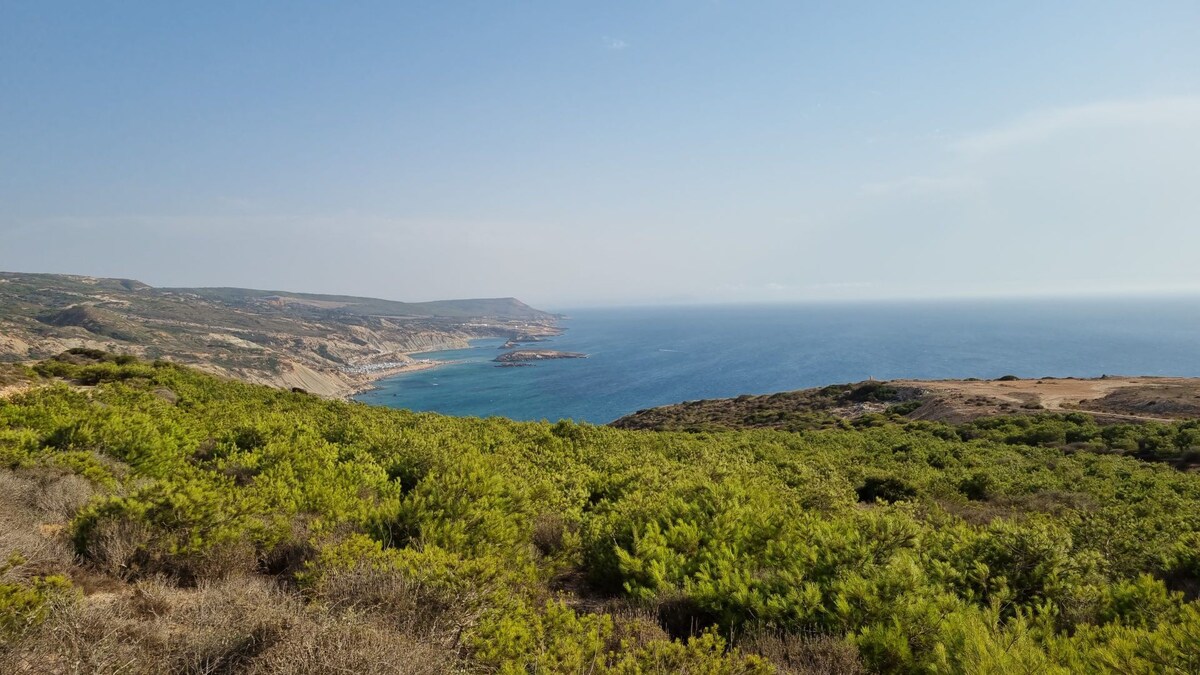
top-left (953, 96), bottom-right (1200, 155)
top-left (813, 94), bottom-right (1200, 301)
top-left (602, 36), bottom-right (628, 51)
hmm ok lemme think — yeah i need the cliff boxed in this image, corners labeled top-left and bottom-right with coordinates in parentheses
top-left (0, 272), bottom-right (560, 397)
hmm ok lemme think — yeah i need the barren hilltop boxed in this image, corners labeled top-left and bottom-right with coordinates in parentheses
top-left (612, 375), bottom-right (1200, 431)
top-left (0, 272), bottom-right (560, 397)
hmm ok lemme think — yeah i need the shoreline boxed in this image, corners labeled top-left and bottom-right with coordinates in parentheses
top-left (340, 359), bottom-right (451, 400)
top-left (337, 335), bottom-right (507, 399)
top-left (273, 329), bottom-right (567, 401)
top-left (340, 331), bottom-right (568, 400)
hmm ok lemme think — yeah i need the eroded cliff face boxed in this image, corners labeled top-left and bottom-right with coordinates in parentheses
top-left (0, 272), bottom-right (561, 398)
top-left (0, 323), bottom-right (478, 398)
top-left (213, 326), bottom-right (484, 398)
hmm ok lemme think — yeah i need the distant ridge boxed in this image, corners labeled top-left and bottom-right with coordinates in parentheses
top-left (165, 285), bottom-right (556, 320)
top-left (0, 271), bottom-right (560, 397)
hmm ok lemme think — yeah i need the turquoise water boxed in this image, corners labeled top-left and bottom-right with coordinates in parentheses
top-left (354, 299), bottom-right (1200, 423)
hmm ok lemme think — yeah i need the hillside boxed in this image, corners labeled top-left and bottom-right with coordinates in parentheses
top-left (612, 378), bottom-right (1200, 470)
top-left (613, 376), bottom-right (1200, 428)
top-left (0, 272), bottom-right (560, 397)
top-left (2, 354), bottom-right (1200, 673)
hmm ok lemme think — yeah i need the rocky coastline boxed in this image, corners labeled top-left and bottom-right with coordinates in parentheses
top-left (0, 271), bottom-right (572, 401)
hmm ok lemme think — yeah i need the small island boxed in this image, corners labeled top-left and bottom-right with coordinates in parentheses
top-left (494, 349), bottom-right (588, 363)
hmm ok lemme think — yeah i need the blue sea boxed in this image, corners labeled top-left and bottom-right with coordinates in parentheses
top-left (354, 298), bottom-right (1200, 424)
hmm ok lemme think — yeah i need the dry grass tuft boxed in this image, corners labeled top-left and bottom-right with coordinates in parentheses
top-left (743, 631), bottom-right (865, 675)
top-left (33, 474), bottom-right (96, 522)
top-left (314, 564), bottom-right (487, 647)
top-left (79, 517), bottom-right (155, 579)
top-left (1, 574), bottom-right (462, 674)
top-left (81, 517), bottom-right (257, 585)
top-left (605, 603), bottom-right (670, 652)
top-left (531, 513), bottom-right (567, 557)
top-left (249, 613), bottom-right (458, 675)
top-left (0, 469), bottom-right (90, 582)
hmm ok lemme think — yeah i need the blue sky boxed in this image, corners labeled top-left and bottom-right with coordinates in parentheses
top-left (2, 2), bottom-right (1199, 307)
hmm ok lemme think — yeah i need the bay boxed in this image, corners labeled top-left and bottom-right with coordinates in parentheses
top-left (354, 298), bottom-right (1200, 423)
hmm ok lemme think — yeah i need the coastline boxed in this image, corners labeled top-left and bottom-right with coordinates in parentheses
top-left (206, 323), bottom-right (566, 402)
top-left (341, 331), bottom-right (570, 401)
top-left (339, 359), bottom-right (450, 400)
top-left (333, 335), bottom-right (525, 400)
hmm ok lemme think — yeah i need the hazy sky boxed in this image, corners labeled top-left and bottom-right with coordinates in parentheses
top-left (3, 2), bottom-right (1199, 308)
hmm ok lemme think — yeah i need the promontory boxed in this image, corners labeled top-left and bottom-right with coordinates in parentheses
top-left (494, 349), bottom-right (587, 363)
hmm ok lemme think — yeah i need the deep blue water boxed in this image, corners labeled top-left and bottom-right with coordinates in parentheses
top-left (354, 299), bottom-right (1200, 423)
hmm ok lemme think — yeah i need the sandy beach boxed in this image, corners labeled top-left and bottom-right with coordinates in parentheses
top-left (340, 359), bottom-right (450, 399)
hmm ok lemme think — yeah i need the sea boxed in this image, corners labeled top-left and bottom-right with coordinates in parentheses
top-left (353, 298), bottom-right (1200, 424)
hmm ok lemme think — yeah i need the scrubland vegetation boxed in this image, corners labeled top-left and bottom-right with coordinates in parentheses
top-left (3, 352), bottom-right (1200, 672)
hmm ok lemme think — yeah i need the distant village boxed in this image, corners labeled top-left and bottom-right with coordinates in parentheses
top-left (340, 359), bottom-right (434, 375)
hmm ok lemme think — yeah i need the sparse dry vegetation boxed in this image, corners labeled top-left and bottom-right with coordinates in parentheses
top-left (744, 632), bottom-right (866, 675)
top-left (3, 575), bottom-right (460, 674)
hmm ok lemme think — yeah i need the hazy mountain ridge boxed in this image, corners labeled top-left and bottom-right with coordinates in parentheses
top-left (0, 272), bottom-right (560, 397)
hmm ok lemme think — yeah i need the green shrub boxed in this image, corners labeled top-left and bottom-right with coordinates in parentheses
top-left (856, 477), bottom-right (918, 504)
top-left (0, 555), bottom-right (72, 637)
top-left (4, 357), bottom-right (1200, 672)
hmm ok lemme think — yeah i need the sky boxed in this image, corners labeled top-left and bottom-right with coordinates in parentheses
top-left (2, 1), bottom-right (1199, 308)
